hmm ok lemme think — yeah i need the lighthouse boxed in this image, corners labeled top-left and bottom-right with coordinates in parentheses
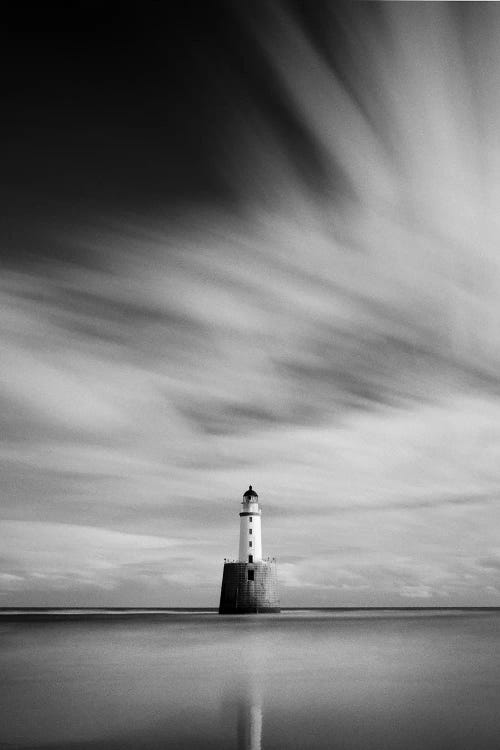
top-left (219, 486), bottom-right (280, 614)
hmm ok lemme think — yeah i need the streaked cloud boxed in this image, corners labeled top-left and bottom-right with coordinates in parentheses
top-left (0, 521), bottom-right (178, 584)
top-left (2, 4), bottom-right (500, 605)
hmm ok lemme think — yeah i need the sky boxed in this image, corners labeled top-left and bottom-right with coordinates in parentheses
top-left (2, 2), bottom-right (500, 606)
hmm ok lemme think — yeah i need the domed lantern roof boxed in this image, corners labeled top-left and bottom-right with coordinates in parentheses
top-left (243, 485), bottom-right (258, 499)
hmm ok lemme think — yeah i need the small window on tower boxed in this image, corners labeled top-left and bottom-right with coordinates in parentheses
top-left (248, 555), bottom-right (253, 563)
top-left (249, 528), bottom-right (252, 534)
top-left (249, 541), bottom-right (252, 547)
top-left (248, 570), bottom-right (254, 581)
top-left (249, 517), bottom-right (252, 522)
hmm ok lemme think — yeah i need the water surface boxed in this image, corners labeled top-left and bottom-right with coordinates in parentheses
top-left (1, 609), bottom-right (499, 749)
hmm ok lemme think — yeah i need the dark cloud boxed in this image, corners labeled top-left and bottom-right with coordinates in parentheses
top-left (178, 398), bottom-right (313, 436)
top-left (478, 557), bottom-right (500, 571)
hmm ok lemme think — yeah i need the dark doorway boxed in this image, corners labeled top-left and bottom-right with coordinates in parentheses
top-left (248, 570), bottom-right (254, 581)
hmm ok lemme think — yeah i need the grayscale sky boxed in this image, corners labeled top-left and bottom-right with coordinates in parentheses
top-left (2, 2), bottom-right (500, 606)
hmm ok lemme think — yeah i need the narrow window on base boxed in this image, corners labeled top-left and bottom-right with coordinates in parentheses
top-left (248, 570), bottom-right (254, 581)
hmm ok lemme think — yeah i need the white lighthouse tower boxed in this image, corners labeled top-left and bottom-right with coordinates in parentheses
top-left (239, 485), bottom-right (262, 563)
top-left (219, 485), bottom-right (280, 614)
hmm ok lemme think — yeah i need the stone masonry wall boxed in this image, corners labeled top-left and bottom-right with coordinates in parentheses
top-left (219, 561), bottom-right (280, 614)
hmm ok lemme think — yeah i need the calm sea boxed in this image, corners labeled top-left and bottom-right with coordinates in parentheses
top-left (1, 609), bottom-right (499, 749)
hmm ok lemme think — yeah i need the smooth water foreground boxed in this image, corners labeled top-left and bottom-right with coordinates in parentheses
top-left (1, 609), bottom-right (500, 749)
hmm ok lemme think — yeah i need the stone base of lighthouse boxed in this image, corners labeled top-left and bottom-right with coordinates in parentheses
top-left (219, 561), bottom-right (280, 614)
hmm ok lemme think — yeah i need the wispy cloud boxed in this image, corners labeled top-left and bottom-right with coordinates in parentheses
top-left (2, 4), bottom-right (500, 605)
top-left (0, 521), bottom-right (178, 582)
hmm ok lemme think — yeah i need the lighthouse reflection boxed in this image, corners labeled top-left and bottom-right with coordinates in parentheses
top-left (236, 680), bottom-right (263, 750)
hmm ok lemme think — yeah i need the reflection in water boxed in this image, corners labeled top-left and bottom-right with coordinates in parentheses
top-left (237, 681), bottom-right (262, 750)
top-left (233, 622), bottom-right (271, 750)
